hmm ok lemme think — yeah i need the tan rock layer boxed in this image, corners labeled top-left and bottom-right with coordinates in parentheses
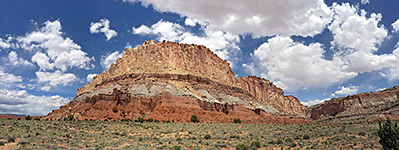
top-left (75, 40), bottom-right (306, 117)
top-left (309, 85), bottom-right (399, 121)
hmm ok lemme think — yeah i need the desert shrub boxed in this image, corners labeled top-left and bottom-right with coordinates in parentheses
top-left (235, 143), bottom-right (249, 150)
top-left (154, 119), bottom-right (160, 123)
top-left (290, 142), bottom-right (297, 147)
top-left (135, 117), bottom-right (144, 123)
top-left (171, 145), bottom-right (181, 150)
top-left (276, 138), bottom-right (283, 144)
top-left (34, 118), bottom-right (40, 121)
top-left (65, 115), bottom-right (75, 121)
top-left (285, 138), bottom-right (293, 143)
top-left (230, 135), bottom-right (240, 139)
top-left (146, 118), bottom-right (153, 122)
top-left (204, 134), bottom-right (211, 140)
top-left (303, 134), bottom-right (310, 140)
top-left (8, 137), bottom-right (15, 143)
top-left (0, 141), bottom-right (5, 146)
top-left (120, 118), bottom-right (130, 122)
top-left (191, 115), bottom-right (200, 123)
top-left (234, 118), bottom-right (241, 124)
top-left (378, 117), bottom-right (399, 150)
top-left (138, 137), bottom-right (143, 141)
top-left (25, 115), bottom-right (31, 120)
top-left (176, 137), bottom-right (182, 141)
top-left (358, 131), bottom-right (366, 136)
top-left (250, 141), bottom-right (261, 148)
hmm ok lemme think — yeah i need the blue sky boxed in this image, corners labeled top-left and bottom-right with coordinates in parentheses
top-left (1, 0), bottom-right (399, 115)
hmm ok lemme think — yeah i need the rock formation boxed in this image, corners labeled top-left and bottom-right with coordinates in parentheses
top-left (46, 40), bottom-right (308, 123)
top-left (309, 84), bottom-right (399, 122)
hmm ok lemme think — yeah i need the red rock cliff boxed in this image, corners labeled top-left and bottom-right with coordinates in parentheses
top-left (309, 85), bottom-right (399, 121)
top-left (46, 40), bottom-right (308, 123)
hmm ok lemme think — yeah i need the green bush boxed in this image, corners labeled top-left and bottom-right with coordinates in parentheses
top-left (204, 134), bottom-right (211, 140)
top-left (378, 117), bottom-right (399, 150)
top-left (136, 117), bottom-right (144, 123)
top-left (171, 145), bottom-right (181, 150)
top-left (120, 118), bottom-right (131, 122)
top-left (176, 137), bottom-right (182, 141)
top-left (235, 143), bottom-right (249, 150)
top-left (303, 134), bottom-right (310, 140)
top-left (358, 131), bottom-right (366, 136)
top-left (234, 118), bottom-right (242, 123)
top-left (250, 141), bottom-right (261, 148)
top-left (191, 115), bottom-right (200, 123)
top-left (8, 137), bottom-right (15, 143)
top-left (25, 115), bottom-right (31, 120)
top-left (34, 118), bottom-right (40, 121)
top-left (146, 118), bottom-right (153, 122)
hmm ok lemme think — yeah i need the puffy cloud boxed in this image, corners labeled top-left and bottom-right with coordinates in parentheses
top-left (125, 0), bottom-right (333, 37)
top-left (132, 20), bottom-right (240, 60)
top-left (393, 19), bottom-right (399, 33)
top-left (334, 85), bottom-right (358, 95)
top-left (0, 38), bottom-right (11, 49)
top-left (90, 18), bottom-right (118, 41)
top-left (0, 89), bottom-right (69, 116)
top-left (86, 73), bottom-right (97, 82)
top-left (18, 20), bottom-right (94, 72)
top-left (247, 36), bottom-right (357, 91)
top-left (0, 67), bottom-right (22, 84)
top-left (7, 51), bottom-right (34, 67)
top-left (32, 52), bottom-right (54, 71)
top-left (301, 99), bottom-right (328, 106)
top-left (329, 3), bottom-right (387, 53)
top-left (360, 0), bottom-right (370, 5)
top-left (100, 50), bottom-right (123, 70)
top-left (35, 70), bottom-right (77, 91)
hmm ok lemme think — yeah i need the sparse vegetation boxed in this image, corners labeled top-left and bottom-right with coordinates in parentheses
top-left (25, 115), bottom-right (31, 120)
top-left (0, 118), bottom-right (383, 149)
top-left (190, 115), bottom-right (200, 123)
top-left (233, 118), bottom-right (241, 123)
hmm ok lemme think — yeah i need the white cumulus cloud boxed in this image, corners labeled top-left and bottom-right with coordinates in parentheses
top-left (247, 35), bottom-right (357, 91)
top-left (18, 20), bottom-right (94, 72)
top-left (100, 50), bottom-right (123, 70)
top-left (0, 67), bottom-right (22, 84)
top-left (360, 0), bottom-right (370, 5)
top-left (90, 18), bottom-right (118, 41)
top-left (7, 51), bottom-right (34, 67)
top-left (0, 89), bottom-right (70, 116)
top-left (86, 73), bottom-right (97, 82)
top-left (334, 85), bottom-right (358, 95)
top-left (36, 70), bottom-right (77, 91)
top-left (329, 3), bottom-right (387, 53)
top-left (125, 0), bottom-right (333, 37)
top-left (301, 99), bottom-right (328, 107)
top-left (392, 19), bottom-right (399, 33)
top-left (132, 20), bottom-right (240, 61)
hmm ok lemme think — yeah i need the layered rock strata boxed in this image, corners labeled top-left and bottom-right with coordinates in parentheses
top-left (46, 40), bottom-right (307, 123)
top-left (309, 85), bottom-right (399, 122)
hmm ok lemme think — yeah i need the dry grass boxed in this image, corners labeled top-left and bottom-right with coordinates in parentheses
top-left (0, 118), bottom-right (381, 149)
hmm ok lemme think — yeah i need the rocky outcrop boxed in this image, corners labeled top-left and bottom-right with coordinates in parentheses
top-left (309, 84), bottom-right (399, 122)
top-left (46, 40), bottom-right (308, 123)
top-left (236, 76), bottom-right (306, 117)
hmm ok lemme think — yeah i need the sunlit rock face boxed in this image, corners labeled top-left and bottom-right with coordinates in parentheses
top-left (46, 40), bottom-right (308, 123)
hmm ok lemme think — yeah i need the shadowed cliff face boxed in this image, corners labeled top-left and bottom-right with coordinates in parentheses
top-left (308, 85), bottom-right (399, 122)
top-left (46, 40), bottom-right (308, 123)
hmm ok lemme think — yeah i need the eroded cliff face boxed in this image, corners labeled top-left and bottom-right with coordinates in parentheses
top-left (236, 76), bottom-right (306, 117)
top-left (46, 40), bottom-right (308, 123)
top-left (309, 85), bottom-right (399, 122)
